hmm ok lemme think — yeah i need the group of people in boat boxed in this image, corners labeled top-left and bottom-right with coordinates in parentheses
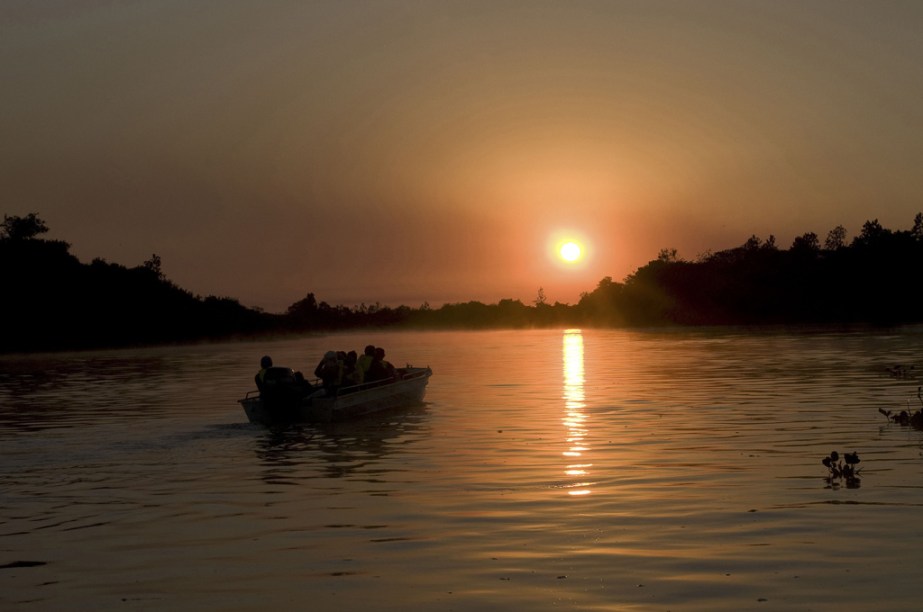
top-left (255, 344), bottom-right (399, 399)
top-left (313, 344), bottom-right (398, 392)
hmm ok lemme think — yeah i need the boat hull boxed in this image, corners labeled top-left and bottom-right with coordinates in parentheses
top-left (239, 366), bottom-right (432, 425)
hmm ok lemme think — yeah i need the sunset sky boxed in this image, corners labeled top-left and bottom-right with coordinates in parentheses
top-left (3, 1), bottom-right (922, 312)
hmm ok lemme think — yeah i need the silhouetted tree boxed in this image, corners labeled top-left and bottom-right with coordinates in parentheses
top-left (912, 213), bottom-right (923, 241)
top-left (577, 277), bottom-right (625, 325)
top-left (824, 225), bottom-right (847, 250)
top-left (790, 232), bottom-right (820, 254)
top-left (657, 248), bottom-right (679, 262)
top-left (1, 213), bottom-right (49, 241)
top-left (286, 292), bottom-right (320, 328)
top-left (143, 253), bottom-right (164, 281)
top-left (0, 214), bottom-right (279, 352)
top-left (852, 218), bottom-right (890, 248)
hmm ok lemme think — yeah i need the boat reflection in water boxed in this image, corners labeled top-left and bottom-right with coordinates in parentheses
top-left (562, 329), bottom-right (593, 496)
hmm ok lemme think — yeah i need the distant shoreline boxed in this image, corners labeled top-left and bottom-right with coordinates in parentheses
top-left (4, 213), bottom-right (923, 354)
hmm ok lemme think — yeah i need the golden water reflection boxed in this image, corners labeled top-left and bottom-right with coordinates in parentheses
top-left (563, 329), bottom-right (592, 496)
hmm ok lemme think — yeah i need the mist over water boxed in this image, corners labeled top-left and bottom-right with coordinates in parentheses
top-left (3, 328), bottom-right (923, 610)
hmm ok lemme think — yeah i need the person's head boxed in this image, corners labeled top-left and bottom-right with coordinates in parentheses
top-left (374, 347), bottom-right (385, 360)
top-left (260, 355), bottom-right (272, 369)
top-left (346, 350), bottom-right (357, 365)
top-left (364, 345), bottom-right (375, 356)
top-left (324, 350), bottom-right (337, 362)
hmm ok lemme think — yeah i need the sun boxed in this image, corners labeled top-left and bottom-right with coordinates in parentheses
top-left (559, 241), bottom-right (582, 262)
top-left (547, 230), bottom-right (591, 271)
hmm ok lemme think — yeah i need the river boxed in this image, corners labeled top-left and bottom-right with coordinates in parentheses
top-left (2, 328), bottom-right (923, 610)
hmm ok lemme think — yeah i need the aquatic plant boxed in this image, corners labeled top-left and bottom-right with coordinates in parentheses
top-left (822, 450), bottom-right (861, 488)
top-left (877, 386), bottom-right (923, 429)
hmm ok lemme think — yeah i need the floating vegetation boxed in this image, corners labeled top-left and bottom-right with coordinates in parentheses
top-left (822, 450), bottom-right (861, 488)
top-left (878, 386), bottom-right (923, 430)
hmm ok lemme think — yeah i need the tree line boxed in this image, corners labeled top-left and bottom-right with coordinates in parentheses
top-left (590, 216), bottom-right (923, 326)
top-left (2, 212), bottom-right (922, 353)
top-left (1, 213), bottom-right (272, 352)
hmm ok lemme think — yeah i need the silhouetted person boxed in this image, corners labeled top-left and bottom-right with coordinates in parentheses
top-left (342, 350), bottom-right (360, 385)
top-left (365, 347), bottom-right (396, 383)
top-left (314, 350), bottom-right (343, 394)
top-left (356, 344), bottom-right (375, 383)
top-left (255, 355), bottom-right (272, 392)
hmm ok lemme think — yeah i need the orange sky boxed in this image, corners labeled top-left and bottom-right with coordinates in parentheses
top-left (3, 1), bottom-right (923, 312)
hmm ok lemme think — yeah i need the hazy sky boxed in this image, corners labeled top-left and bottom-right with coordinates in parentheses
top-left (3, 1), bottom-right (922, 312)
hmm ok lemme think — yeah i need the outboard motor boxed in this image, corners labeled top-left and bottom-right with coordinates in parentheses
top-left (260, 366), bottom-right (302, 415)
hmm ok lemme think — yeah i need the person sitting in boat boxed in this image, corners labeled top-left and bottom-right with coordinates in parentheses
top-left (365, 347), bottom-right (397, 383)
top-left (342, 350), bottom-right (361, 386)
top-left (356, 345), bottom-right (375, 382)
top-left (314, 350), bottom-right (343, 394)
top-left (255, 355), bottom-right (273, 392)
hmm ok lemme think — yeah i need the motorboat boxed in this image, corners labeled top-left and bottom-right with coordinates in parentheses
top-left (239, 366), bottom-right (432, 425)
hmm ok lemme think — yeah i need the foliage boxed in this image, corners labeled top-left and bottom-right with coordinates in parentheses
top-left (4, 211), bottom-right (923, 352)
top-left (824, 225), bottom-right (847, 251)
top-left (878, 385), bottom-right (923, 429)
top-left (1, 213), bottom-right (50, 241)
top-left (579, 214), bottom-right (923, 326)
top-left (822, 450), bottom-right (861, 489)
top-left (0, 215), bottom-right (278, 352)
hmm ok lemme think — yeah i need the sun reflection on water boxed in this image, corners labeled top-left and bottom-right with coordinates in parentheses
top-left (563, 329), bottom-right (592, 496)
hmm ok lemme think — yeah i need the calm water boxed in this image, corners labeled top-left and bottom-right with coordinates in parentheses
top-left (2, 328), bottom-right (923, 611)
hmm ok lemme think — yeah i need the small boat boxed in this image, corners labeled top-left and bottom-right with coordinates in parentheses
top-left (239, 366), bottom-right (432, 425)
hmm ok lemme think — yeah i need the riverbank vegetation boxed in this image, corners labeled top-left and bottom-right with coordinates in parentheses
top-left (3, 212), bottom-right (922, 352)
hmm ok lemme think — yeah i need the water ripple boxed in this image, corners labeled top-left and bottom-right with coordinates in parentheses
top-left (3, 329), bottom-right (923, 609)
